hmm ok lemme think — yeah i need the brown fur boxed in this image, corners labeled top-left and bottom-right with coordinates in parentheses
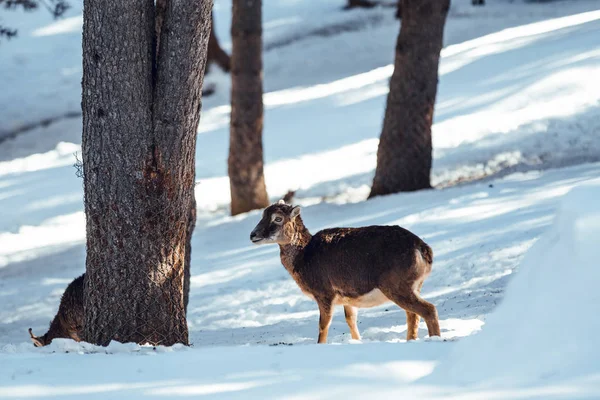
top-left (29, 274), bottom-right (84, 347)
top-left (250, 202), bottom-right (440, 343)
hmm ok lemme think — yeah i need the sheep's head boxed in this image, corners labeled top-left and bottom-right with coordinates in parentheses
top-left (28, 328), bottom-right (48, 347)
top-left (250, 200), bottom-right (301, 245)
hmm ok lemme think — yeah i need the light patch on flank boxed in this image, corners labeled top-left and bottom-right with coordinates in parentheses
top-left (334, 289), bottom-right (390, 308)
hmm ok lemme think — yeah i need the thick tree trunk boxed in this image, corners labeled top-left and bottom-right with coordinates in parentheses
top-left (369, 0), bottom-right (449, 198)
top-left (156, 0), bottom-right (198, 316)
top-left (228, 0), bottom-right (269, 216)
top-left (82, 0), bottom-right (212, 346)
top-left (206, 12), bottom-right (231, 73)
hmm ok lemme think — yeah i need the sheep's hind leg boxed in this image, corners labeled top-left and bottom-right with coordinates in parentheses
top-left (406, 281), bottom-right (424, 340)
top-left (344, 305), bottom-right (361, 340)
top-left (381, 289), bottom-right (440, 338)
top-left (405, 311), bottom-right (420, 341)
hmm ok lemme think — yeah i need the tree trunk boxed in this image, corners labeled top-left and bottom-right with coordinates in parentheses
top-left (369, 0), bottom-right (449, 198)
top-left (82, 0), bottom-right (212, 346)
top-left (155, 0), bottom-right (166, 55)
top-left (155, 0), bottom-right (198, 317)
top-left (228, 0), bottom-right (269, 216)
top-left (206, 12), bottom-right (231, 73)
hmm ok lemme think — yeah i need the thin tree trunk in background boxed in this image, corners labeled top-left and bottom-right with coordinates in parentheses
top-left (369, 0), bottom-right (449, 198)
top-left (82, 0), bottom-right (212, 346)
top-left (228, 0), bottom-right (269, 216)
top-left (207, 12), bottom-right (231, 73)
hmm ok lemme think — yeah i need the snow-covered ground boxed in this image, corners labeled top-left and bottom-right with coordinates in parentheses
top-left (1, 0), bottom-right (600, 398)
top-left (2, 173), bottom-right (600, 398)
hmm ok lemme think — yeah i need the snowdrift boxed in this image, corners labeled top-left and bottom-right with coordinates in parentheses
top-left (435, 178), bottom-right (600, 385)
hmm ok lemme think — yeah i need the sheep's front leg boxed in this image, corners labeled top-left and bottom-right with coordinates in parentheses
top-left (317, 300), bottom-right (334, 344)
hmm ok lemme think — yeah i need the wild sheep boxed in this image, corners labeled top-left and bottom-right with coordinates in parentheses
top-left (250, 201), bottom-right (440, 343)
top-left (28, 274), bottom-right (84, 347)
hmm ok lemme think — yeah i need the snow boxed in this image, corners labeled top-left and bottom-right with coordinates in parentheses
top-left (4, 168), bottom-right (600, 398)
top-left (434, 178), bottom-right (600, 386)
top-left (1, 0), bottom-right (600, 398)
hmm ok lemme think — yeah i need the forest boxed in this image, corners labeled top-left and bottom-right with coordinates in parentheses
top-left (0, 0), bottom-right (599, 398)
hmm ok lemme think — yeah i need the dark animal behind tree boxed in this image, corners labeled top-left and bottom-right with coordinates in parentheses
top-left (29, 274), bottom-right (84, 347)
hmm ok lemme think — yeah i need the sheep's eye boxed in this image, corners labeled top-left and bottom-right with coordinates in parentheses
top-left (274, 217), bottom-right (283, 223)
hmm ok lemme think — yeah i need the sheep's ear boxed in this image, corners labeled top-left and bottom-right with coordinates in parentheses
top-left (290, 206), bottom-right (301, 219)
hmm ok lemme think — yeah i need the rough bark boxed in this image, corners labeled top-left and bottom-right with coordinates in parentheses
top-left (82, 0), bottom-right (212, 346)
top-left (369, 0), bottom-right (449, 198)
top-left (155, 0), bottom-right (166, 56)
top-left (155, 0), bottom-right (198, 316)
top-left (206, 12), bottom-right (231, 73)
top-left (228, 0), bottom-right (269, 216)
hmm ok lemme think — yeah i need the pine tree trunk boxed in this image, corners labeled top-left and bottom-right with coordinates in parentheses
top-left (82, 0), bottom-right (212, 346)
top-left (207, 12), bottom-right (231, 73)
top-left (369, 0), bottom-right (449, 198)
top-left (228, 0), bottom-right (269, 216)
top-left (155, 0), bottom-right (198, 317)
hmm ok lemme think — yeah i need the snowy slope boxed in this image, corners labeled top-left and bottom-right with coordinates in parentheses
top-left (1, 0), bottom-right (600, 398)
top-left (435, 178), bottom-right (600, 386)
top-left (2, 1), bottom-right (599, 212)
top-left (3, 174), bottom-right (600, 400)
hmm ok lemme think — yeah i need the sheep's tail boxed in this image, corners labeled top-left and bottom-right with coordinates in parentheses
top-left (419, 242), bottom-right (434, 265)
